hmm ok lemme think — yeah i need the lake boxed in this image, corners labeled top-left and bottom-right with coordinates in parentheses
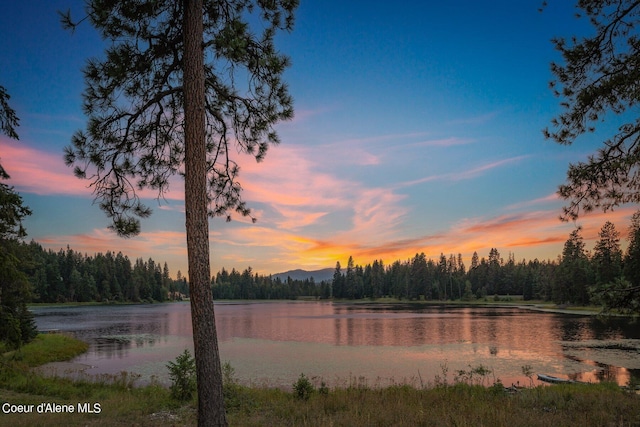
top-left (32, 301), bottom-right (640, 389)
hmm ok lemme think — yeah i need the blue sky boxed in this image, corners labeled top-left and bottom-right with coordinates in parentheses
top-left (1, 1), bottom-right (636, 277)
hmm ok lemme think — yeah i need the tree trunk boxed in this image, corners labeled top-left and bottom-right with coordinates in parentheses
top-left (183, 0), bottom-right (227, 425)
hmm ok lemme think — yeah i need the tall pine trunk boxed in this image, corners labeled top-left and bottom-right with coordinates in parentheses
top-left (183, 0), bottom-right (227, 425)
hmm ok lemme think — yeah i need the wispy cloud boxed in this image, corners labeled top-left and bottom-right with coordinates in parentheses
top-left (247, 206), bottom-right (638, 272)
top-left (505, 193), bottom-right (560, 211)
top-left (396, 155), bottom-right (529, 188)
top-left (239, 142), bottom-right (409, 239)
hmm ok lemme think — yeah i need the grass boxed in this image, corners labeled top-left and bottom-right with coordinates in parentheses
top-left (223, 382), bottom-right (640, 427)
top-left (1, 335), bottom-right (639, 426)
top-left (4, 334), bottom-right (89, 367)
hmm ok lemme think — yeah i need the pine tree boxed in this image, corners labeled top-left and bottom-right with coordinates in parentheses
top-left (592, 221), bottom-right (623, 286)
top-left (62, 1), bottom-right (297, 424)
top-left (625, 210), bottom-right (640, 287)
top-left (0, 84), bottom-right (36, 348)
top-left (544, 0), bottom-right (640, 220)
top-left (556, 228), bottom-right (592, 304)
top-left (345, 256), bottom-right (356, 299)
top-left (332, 261), bottom-right (343, 298)
top-left (592, 210), bottom-right (640, 314)
top-left (0, 85), bottom-right (19, 141)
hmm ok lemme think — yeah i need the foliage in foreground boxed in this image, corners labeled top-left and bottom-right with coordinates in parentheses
top-left (2, 336), bottom-right (639, 426)
top-left (167, 349), bottom-right (196, 401)
top-left (3, 372), bottom-right (639, 427)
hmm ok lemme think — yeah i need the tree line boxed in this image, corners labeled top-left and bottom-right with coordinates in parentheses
top-left (328, 213), bottom-right (640, 313)
top-left (10, 210), bottom-right (640, 309)
top-left (211, 267), bottom-right (330, 300)
top-left (208, 211), bottom-right (640, 314)
top-left (12, 241), bottom-right (189, 304)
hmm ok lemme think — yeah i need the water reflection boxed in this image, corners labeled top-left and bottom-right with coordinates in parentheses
top-left (32, 302), bottom-right (640, 387)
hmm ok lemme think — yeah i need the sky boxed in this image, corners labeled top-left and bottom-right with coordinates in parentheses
top-left (1, 1), bottom-right (638, 278)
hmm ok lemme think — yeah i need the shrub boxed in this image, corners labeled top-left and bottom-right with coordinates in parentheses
top-left (166, 349), bottom-right (196, 401)
top-left (293, 373), bottom-right (314, 400)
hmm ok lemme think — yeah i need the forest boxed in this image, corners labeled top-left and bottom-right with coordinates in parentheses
top-left (8, 240), bottom-right (322, 304)
top-left (6, 211), bottom-right (639, 312)
top-left (9, 240), bottom-right (189, 303)
top-left (212, 213), bottom-right (640, 313)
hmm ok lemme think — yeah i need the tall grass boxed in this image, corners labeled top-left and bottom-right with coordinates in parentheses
top-left (223, 382), bottom-right (640, 427)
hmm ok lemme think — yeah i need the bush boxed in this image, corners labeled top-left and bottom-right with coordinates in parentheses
top-left (166, 349), bottom-right (196, 401)
top-left (293, 373), bottom-right (314, 400)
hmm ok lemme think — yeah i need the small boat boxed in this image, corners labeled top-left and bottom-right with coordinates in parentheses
top-left (537, 374), bottom-right (575, 384)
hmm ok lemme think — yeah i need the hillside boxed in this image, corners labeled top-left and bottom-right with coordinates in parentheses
top-left (272, 268), bottom-right (334, 283)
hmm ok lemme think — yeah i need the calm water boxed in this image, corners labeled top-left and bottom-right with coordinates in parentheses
top-left (32, 301), bottom-right (640, 388)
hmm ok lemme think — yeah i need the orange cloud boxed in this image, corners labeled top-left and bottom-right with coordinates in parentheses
top-left (460, 211), bottom-right (556, 235)
top-left (233, 205), bottom-right (640, 272)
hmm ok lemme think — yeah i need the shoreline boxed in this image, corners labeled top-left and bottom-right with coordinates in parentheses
top-left (29, 298), bottom-right (617, 317)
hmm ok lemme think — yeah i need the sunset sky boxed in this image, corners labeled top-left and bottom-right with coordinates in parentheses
top-left (1, 1), bottom-right (638, 278)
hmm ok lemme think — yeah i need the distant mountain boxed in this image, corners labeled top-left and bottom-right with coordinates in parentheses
top-left (272, 268), bottom-right (334, 283)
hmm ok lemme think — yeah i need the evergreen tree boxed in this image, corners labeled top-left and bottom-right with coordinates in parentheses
top-left (625, 210), bottom-right (640, 288)
top-left (544, 0), bottom-right (640, 220)
top-left (486, 248), bottom-right (501, 296)
top-left (409, 253), bottom-right (428, 299)
top-left (0, 85), bottom-right (19, 141)
top-left (332, 261), bottom-right (343, 298)
top-left (590, 211), bottom-right (640, 314)
top-left (345, 256), bottom-right (356, 299)
top-left (0, 240), bottom-right (37, 348)
top-left (371, 259), bottom-right (385, 298)
top-left (592, 221), bottom-right (623, 286)
top-left (0, 86), bottom-right (36, 348)
top-left (61, 1), bottom-right (297, 423)
top-left (556, 228), bottom-right (592, 304)
top-left (470, 251), bottom-right (479, 269)
top-left (0, 184), bottom-right (35, 344)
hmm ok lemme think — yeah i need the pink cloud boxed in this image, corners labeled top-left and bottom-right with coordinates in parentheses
top-left (0, 138), bottom-right (91, 196)
top-left (0, 138), bottom-right (184, 201)
top-left (239, 143), bottom-right (409, 241)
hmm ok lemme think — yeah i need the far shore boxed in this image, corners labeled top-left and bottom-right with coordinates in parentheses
top-left (28, 297), bottom-right (618, 317)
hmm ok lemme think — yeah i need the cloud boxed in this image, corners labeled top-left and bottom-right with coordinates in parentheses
top-left (397, 155), bottom-right (529, 188)
top-left (505, 193), bottom-right (560, 210)
top-left (284, 207), bottom-right (637, 270)
top-left (0, 138), bottom-right (184, 201)
top-left (460, 211), bottom-right (556, 235)
top-left (238, 142), bottom-right (411, 243)
top-left (38, 228), bottom-right (189, 258)
top-left (0, 138), bottom-right (91, 196)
